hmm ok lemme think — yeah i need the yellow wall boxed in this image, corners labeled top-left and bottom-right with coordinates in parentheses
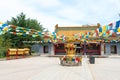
top-left (55, 24), bottom-right (100, 36)
top-left (57, 30), bottom-right (92, 36)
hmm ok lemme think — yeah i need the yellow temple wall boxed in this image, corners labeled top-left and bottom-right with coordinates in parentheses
top-left (57, 30), bottom-right (92, 36)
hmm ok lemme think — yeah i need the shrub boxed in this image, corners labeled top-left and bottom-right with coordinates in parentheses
top-left (31, 50), bottom-right (35, 53)
top-left (0, 49), bottom-right (7, 58)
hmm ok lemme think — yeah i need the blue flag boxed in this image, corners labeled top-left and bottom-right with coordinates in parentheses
top-left (115, 20), bottom-right (120, 29)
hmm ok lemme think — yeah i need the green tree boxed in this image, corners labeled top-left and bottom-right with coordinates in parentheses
top-left (0, 35), bottom-right (4, 47)
top-left (3, 12), bottom-right (45, 48)
top-left (7, 12), bottom-right (44, 30)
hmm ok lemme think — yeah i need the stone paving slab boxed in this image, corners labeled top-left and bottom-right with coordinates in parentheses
top-left (28, 58), bottom-right (93, 80)
top-left (89, 58), bottom-right (120, 80)
top-left (0, 57), bottom-right (93, 80)
top-left (0, 56), bottom-right (120, 80)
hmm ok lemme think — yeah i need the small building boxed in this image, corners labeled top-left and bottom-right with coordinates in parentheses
top-left (31, 43), bottom-right (54, 55)
top-left (105, 42), bottom-right (120, 55)
top-left (104, 36), bottom-right (120, 55)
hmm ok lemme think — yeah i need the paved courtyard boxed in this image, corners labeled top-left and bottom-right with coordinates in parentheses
top-left (0, 56), bottom-right (120, 80)
top-left (89, 57), bottom-right (120, 80)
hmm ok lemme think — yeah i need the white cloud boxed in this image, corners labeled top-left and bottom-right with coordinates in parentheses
top-left (26, 0), bottom-right (61, 8)
top-left (57, 6), bottom-right (86, 21)
top-left (0, 0), bottom-right (35, 21)
top-left (0, 0), bottom-right (120, 32)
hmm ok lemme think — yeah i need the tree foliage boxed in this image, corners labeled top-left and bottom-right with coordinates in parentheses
top-left (7, 12), bottom-right (44, 31)
top-left (3, 12), bottom-right (45, 48)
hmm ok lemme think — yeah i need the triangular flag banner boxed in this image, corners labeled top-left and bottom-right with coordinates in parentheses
top-left (118, 28), bottom-right (120, 32)
top-left (99, 27), bottom-right (102, 32)
top-left (115, 20), bottom-right (120, 29)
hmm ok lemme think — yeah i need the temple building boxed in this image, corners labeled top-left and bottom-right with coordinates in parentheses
top-left (31, 21), bottom-right (120, 56)
top-left (54, 23), bottom-right (102, 55)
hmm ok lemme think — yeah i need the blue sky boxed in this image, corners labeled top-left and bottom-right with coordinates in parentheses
top-left (0, 0), bottom-right (120, 32)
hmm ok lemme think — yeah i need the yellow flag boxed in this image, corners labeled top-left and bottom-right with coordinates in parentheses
top-left (99, 32), bottom-right (103, 36)
top-left (0, 22), bottom-right (3, 24)
top-left (102, 25), bottom-right (106, 32)
top-left (118, 28), bottom-right (120, 32)
top-left (3, 27), bottom-right (8, 31)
